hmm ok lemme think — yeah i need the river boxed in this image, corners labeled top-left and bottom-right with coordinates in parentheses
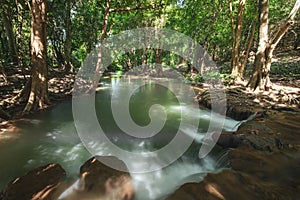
top-left (0, 77), bottom-right (241, 199)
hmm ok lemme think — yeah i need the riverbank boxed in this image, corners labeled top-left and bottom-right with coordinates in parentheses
top-left (167, 78), bottom-right (300, 199)
top-left (0, 68), bottom-right (75, 134)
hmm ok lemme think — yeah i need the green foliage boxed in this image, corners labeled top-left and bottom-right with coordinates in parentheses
top-left (185, 73), bottom-right (205, 84)
top-left (185, 71), bottom-right (236, 86)
top-left (0, 0), bottom-right (297, 83)
top-left (271, 62), bottom-right (300, 77)
top-left (220, 73), bottom-right (237, 85)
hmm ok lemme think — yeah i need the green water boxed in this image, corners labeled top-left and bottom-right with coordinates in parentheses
top-left (0, 78), bottom-right (240, 199)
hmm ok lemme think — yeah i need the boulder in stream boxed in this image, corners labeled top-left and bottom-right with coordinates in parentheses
top-left (0, 163), bottom-right (66, 200)
top-left (59, 156), bottom-right (134, 200)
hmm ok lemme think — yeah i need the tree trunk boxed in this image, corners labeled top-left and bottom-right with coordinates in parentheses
top-left (91, 0), bottom-right (110, 90)
top-left (229, 0), bottom-right (235, 71)
top-left (141, 49), bottom-right (147, 72)
top-left (154, 48), bottom-right (163, 76)
top-left (1, 0), bottom-right (19, 64)
top-left (23, 0), bottom-right (49, 112)
top-left (64, 0), bottom-right (73, 72)
top-left (248, 0), bottom-right (300, 90)
top-left (231, 0), bottom-right (246, 77)
top-left (247, 0), bottom-right (269, 90)
top-left (268, 0), bottom-right (300, 53)
top-left (239, 19), bottom-right (257, 76)
top-left (89, 1), bottom-right (165, 89)
top-left (154, 14), bottom-right (165, 77)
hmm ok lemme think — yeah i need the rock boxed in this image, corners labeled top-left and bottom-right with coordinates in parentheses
top-left (0, 164), bottom-right (66, 200)
top-left (213, 132), bottom-right (241, 148)
top-left (168, 164), bottom-right (300, 200)
top-left (233, 111), bottom-right (300, 152)
top-left (197, 88), bottom-right (257, 121)
top-left (168, 110), bottom-right (300, 200)
top-left (166, 169), bottom-right (261, 200)
top-left (60, 156), bottom-right (134, 200)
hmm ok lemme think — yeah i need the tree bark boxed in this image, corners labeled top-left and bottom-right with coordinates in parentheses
top-left (229, 0), bottom-right (235, 71)
top-left (248, 0), bottom-right (300, 90)
top-left (230, 0), bottom-right (246, 77)
top-left (239, 19), bottom-right (257, 76)
top-left (154, 14), bottom-right (165, 77)
top-left (64, 0), bottom-right (73, 72)
top-left (141, 49), bottom-right (147, 72)
top-left (91, 0), bottom-right (111, 90)
top-left (154, 48), bottom-right (163, 76)
top-left (23, 0), bottom-right (49, 112)
top-left (247, 0), bottom-right (269, 90)
top-left (268, 0), bottom-right (300, 53)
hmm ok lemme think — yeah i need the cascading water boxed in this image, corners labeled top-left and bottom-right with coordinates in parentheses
top-left (0, 78), bottom-right (242, 199)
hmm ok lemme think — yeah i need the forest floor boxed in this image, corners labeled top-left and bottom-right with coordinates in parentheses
top-left (196, 50), bottom-right (300, 120)
top-left (0, 68), bottom-right (75, 133)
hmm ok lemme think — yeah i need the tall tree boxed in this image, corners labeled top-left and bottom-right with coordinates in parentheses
top-left (154, 13), bottom-right (165, 76)
top-left (239, 18), bottom-right (257, 76)
top-left (248, 0), bottom-right (300, 90)
top-left (91, 0), bottom-right (165, 89)
top-left (23, 0), bottom-right (49, 112)
top-left (64, 0), bottom-right (73, 72)
top-left (230, 0), bottom-right (246, 78)
top-left (0, 0), bottom-right (19, 64)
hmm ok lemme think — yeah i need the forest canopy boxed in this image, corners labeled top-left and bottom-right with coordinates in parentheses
top-left (0, 0), bottom-right (299, 114)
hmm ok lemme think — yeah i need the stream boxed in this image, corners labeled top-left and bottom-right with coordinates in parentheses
top-left (0, 77), bottom-right (241, 199)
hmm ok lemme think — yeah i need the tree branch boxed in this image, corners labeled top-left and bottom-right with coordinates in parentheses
top-left (109, 4), bottom-right (165, 13)
top-left (270, 0), bottom-right (300, 47)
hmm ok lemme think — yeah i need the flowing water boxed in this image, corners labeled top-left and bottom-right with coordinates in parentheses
top-left (0, 78), bottom-right (241, 199)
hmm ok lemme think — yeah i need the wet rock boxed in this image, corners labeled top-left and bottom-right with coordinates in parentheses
top-left (233, 111), bottom-right (300, 152)
top-left (166, 169), bottom-right (262, 200)
top-left (225, 106), bottom-right (256, 121)
top-left (197, 88), bottom-right (258, 121)
top-left (60, 156), bottom-right (134, 200)
top-left (0, 164), bottom-right (66, 200)
top-left (229, 148), bottom-right (300, 184)
top-left (168, 160), bottom-right (300, 200)
top-left (168, 110), bottom-right (300, 200)
top-left (214, 132), bottom-right (241, 148)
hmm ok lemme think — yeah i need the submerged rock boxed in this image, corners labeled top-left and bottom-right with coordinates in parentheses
top-left (0, 164), bottom-right (66, 200)
top-left (59, 156), bottom-right (134, 200)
